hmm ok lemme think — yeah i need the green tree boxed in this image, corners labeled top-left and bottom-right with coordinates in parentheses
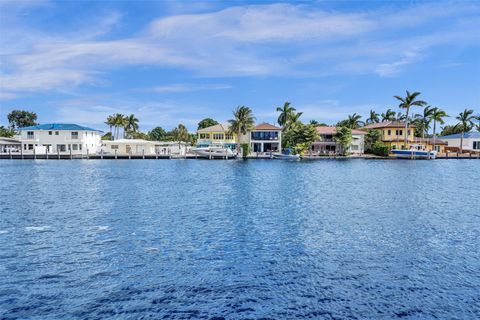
top-left (372, 141), bottom-right (390, 156)
top-left (334, 126), bottom-right (353, 156)
top-left (276, 101), bottom-right (300, 128)
top-left (364, 129), bottom-right (381, 153)
top-left (197, 118), bottom-right (219, 130)
top-left (282, 123), bottom-right (319, 152)
top-left (7, 110), bottom-right (38, 129)
top-left (366, 110), bottom-right (380, 124)
top-left (124, 114), bottom-right (139, 138)
top-left (430, 107), bottom-right (448, 151)
top-left (440, 124), bottom-right (464, 137)
top-left (109, 113), bottom-right (127, 140)
top-left (381, 109), bottom-right (396, 122)
top-left (455, 108), bottom-right (475, 153)
top-left (394, 90), bottom-right (427, 148)
top-left (337, 113), bottom-right (364, 129)
top-left (148, 127), bottom-right (168, 141)
top-left (171, 124), bottom-right (191, 142)
top-left (412, 106), bottom-right (434, 139)
top-left (105, 115), bottom-right (115, 139)
top-left (0, 126), bottom-right (15, 137)
top-left (228, 106), bottom-right (255, 153)
top-left (101, 132), bottom-right (113, 140)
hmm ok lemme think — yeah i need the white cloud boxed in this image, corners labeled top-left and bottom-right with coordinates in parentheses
top-left (151, 83), bottom-right (232, 93)
top-left (0, 1), bottom-right (479, 96)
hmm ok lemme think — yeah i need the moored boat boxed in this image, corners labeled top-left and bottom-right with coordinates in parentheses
top-left (391, 144), bottom-right (437, 159)
top-left (191, 145), bottom-right (236, 159)
top-left (272, 153), bottom-right (300, 160)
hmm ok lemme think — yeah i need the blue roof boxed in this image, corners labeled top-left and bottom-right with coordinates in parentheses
top-left (18, 123), bottom-right (103, 132)
top-left (439, 132), bottom-right (480, 139)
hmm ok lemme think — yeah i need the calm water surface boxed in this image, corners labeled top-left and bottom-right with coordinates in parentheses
top-left (0, 159), bottom-right (479, 319)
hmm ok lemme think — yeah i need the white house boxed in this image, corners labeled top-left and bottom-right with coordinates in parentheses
top-left (16, 123), bottom-right (102, 155)
top-left (247, 123), bottom-right (282, 154)
top-left (100, 139), bottom-right (188, 156)
top-left (311, 126), bottom-right (365, 155)
top-left (439, 132), bottom-right (480, 152)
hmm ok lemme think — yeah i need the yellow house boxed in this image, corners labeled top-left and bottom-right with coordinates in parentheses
top-left (196, 123), bottom-right (237, 149)
top-left (363, 121), bottom-right (447, 153)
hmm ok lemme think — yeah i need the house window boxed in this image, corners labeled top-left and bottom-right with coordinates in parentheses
top-left (408, 130), bottom-right (411, 135)
top-left (49, 131), bottom-right (52, 135)
top-left (199, 133), bottom-right (210, 139)
top-left (225, 134), bottom-right (233, 140)
top-left (79, 144), bottom-right (82, 150)
top-left (27, 131), bottom-right (34, 139)
top-left (387, 130), bottom-right (391, 135)
top-left (71, 132), bottom-right (79, 139)
top-left (473, 141), bottom-right (480, 150)
top-left (213, 133), bottom-right (224, 140)
top-left (55, 131), bottom-right (59, 135)
top-left (111, 145), bottom-right (119, 150)
top-left (392, 145), bottom-right (397, 149)
top-left (72, 144), bottom-right (78, 151)
top-left (28, 144), bottom-right (34, 150)
top-left (396, 130), bottom-right (403, 136)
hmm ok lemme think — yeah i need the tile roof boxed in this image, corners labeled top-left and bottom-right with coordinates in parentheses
top-left (316, 126), bottom-right (366, 135)
top-left (253, 122), bottom-right (282, 131)
top-left (362, 121), bottom-right (415, 129)
top-left (196, 123), bottom-right (230, 133)
top-left (18, 123), bottom-right (103, 132)
top-left (439, 132), bottom-right (480, 139)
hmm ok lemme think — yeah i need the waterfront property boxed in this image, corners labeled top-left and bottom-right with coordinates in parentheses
top-left (362, 121), bottom-right (446, 153)
top-left (0, 137), bottom-right (22, 153)
top-left (311, 126), bottom-right (365, 155)
top-left (196, 123), bottom-right (237, 149)
top-left (248, 123), bottom-right (282, 154)
top-left (438, 132), bottom-right (480, 152)
top-left (100, 139), bottom-right (187, 156)
top-left (15, 123), bottom-right (103, 155)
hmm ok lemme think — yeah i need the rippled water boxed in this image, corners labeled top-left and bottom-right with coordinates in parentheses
top-left (1, 159), bottom-right (479, 319)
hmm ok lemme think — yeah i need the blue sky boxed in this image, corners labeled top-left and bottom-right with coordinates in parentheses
top-left (0, 0), bottom-right (479, 132)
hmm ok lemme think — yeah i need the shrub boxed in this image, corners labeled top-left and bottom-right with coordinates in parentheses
top-left (372, 141), bottom-right (390, 157)
top-left (240, 143), bottom-right (250, 158)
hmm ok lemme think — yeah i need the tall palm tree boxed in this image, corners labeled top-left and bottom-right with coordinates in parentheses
top-left (413, 106), bottom-right (434, 139)
top-left (394, 90), bottom-right (427, 149)
top-left (228, 106), bottom-right (255, 154)
top-left (381, 109), bottom-right (396, 122)
top-left (105, 115), bottom-right (115, 140)
top-left (430, 107), bottom-right (448, 151)
top-left (455, 108), bottom-right (475, 153)
top-left (346, 113), bottom-right (364, 129)
top-left (113, 113), bottom-right (126, 140)
top-left (366, 110), bottom-right (380, 124)
top-left (276, 102), bottom-right (296, 128)
top-left (124, 114), bottom-right (139, 138)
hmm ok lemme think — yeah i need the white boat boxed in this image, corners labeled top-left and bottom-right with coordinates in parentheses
top-left (191, 145), bottom-right (236, 159)
top-left (271, 153), bottom-right (301, 160)
top-left (391, 144), bottom-right (437, 159)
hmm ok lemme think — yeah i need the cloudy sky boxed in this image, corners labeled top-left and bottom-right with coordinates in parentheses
top-left (0, 0), bottom-right (479, 131)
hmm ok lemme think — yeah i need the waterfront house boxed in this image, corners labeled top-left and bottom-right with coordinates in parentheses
top-left (362, 121), bottom-right (446, 152)
top-left (249, 123), bottom-right (282, 154)
top-left (0, 137), bottom-right (22, 153)
top-left (196, 124), bottom-right (237, 149)
top-left (311, 126), bottom-right (365, 155)
top-left (439, 132), bottom-right (480, 152)
top-left (100, 139), bottom-right (187, 156)
top-left (16, 123), bottom-right (102, 155)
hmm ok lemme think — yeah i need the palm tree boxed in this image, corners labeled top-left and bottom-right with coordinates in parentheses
top-left (430, 107), bottom-right (448, 151)
top-left (309, 120), bottom-right (319, 126)
top-left (455, 108), bottom-right (475, 153)
top-left (276, 102), bottom-right (297, 128)
top-left (394, 90), bottom-right (427, 149)
top-left (124, 114), bottom-right (139, 138)
top-left (105, 115), bottom-right (115, 140)
top-left (366, 110), bottom-right (380, 124)
top-left (112, 113), bottom-right (126, 140)
top-left (228, 106), bottom-right (255, 154)
top-left (381, 109), bottom-right (396, 122)
top-left (413, 106), bottom-right (434, 139)
top-left (346, 113), bottom-right (364, 129)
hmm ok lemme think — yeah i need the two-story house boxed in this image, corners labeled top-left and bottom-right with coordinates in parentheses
top-left (16, 123), bottom-right (103, 154)
top-left (248, 123), bottom-right (282, 154)
top-left (196, 123), bottom-right (237, 149)
top-left (362, 121), bottom-right (446, 152)
top-left (311, 126), bottom-right (365, 155)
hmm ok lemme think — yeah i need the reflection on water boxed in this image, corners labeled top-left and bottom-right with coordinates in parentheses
top-left (0, 159), bottom-right (479, 319)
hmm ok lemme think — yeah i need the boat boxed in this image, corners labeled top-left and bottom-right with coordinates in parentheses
top-left (391, 144), bottom-right (437, 159)
top-left (271, 148), bottom-right (301, 160)
top-left (191, 145), bottom-right (236, 159)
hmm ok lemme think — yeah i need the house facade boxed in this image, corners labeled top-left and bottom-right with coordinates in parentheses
top-left (248, 123), bottom-right (282, 154)
top-left (362, 121), bottom-right (446, 153)
top-left (439, 132), bottom-right (480, 152)
top-left (196, 124), bottom-right (237, 149)
top-left (100, 139), bottom-right (187, 156)
top-left (16, 123), bottom-right (102, 154)
top-left (311, 126), bottom-right (365, 155)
